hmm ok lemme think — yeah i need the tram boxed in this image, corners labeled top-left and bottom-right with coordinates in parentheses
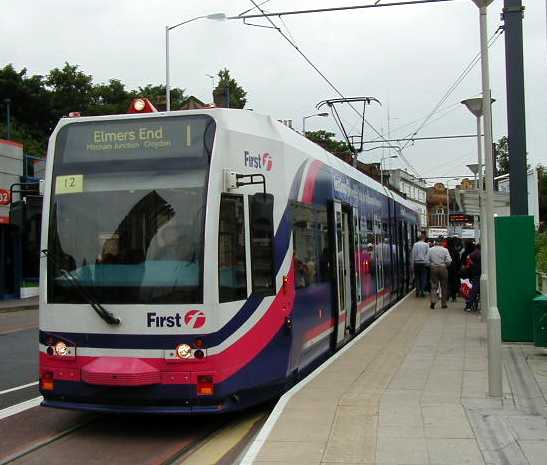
top-left (39, 101), bottom-right (419, 413)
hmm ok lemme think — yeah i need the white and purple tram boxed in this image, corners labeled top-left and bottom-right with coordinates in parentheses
top-left (39, 104), bottom-right (419, 413)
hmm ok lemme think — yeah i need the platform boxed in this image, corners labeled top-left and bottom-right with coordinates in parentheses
top-left (0, 296), bottom-right (38, 313)
top-left (241, 295), bottom-right (547, 465)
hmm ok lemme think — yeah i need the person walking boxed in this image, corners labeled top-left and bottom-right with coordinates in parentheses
top-left (428, 237), bottom-right (452, 309)
top-left (411, 232), bottom-right (429, 297)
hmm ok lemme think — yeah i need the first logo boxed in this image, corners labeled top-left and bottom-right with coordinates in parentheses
top-left (184, 310), bottom-right (207, 329)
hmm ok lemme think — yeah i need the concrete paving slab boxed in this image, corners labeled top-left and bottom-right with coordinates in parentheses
top-left (506, 415), bottom-right (547, 441)
top-left (422, 404), bottom-right (474, 439)
top-left (426, 438), bottom-right (484, 465)
top-left (518, 440), bottom-right (547, 465)
top-left (244, 296), bottom-right (547, 465)
top-left (255, 440), bottom-right (325, 463)
top-left (376, 436), bottom-right (429, 465)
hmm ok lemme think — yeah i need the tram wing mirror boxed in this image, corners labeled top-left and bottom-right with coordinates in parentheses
top-left (250, 193), bottom-right (274, 226)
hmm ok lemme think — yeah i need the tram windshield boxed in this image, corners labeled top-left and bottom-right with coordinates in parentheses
top-left (47, 115), bottom-right (215, 304)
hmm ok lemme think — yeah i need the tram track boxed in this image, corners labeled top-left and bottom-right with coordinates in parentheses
top-left (0, 403), bottom-right (271, 465)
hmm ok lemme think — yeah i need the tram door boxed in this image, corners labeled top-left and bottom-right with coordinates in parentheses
top-left (373, 215), bottom-right (385, 314)
top-left (352, 207), bottom-right (362, 331)
top-left (333, 202), bottom-right (352, 347)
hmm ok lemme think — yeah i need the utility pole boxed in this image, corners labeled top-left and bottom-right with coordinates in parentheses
top-left (503, 0), bottom-right (528, 215)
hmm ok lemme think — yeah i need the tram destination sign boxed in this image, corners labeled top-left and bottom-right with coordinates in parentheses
top-left (56, 115), bottom-right (213, 164)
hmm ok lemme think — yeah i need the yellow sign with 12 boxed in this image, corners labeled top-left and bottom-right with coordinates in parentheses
top-left (56, 175), bottom-right (84, 194)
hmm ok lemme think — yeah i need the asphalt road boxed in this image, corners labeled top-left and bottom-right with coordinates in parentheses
top-left (0, 310), bottom-right (40, 410)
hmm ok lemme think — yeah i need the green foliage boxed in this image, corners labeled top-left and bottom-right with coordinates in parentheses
top-left (136, 84), bottom-right (186, 110)
top-left (46, 63), bottom-right (94, 120)
top-left (496, 136), bottom-right (509, 176)
top-left (536, 232), bottom-right (547, 273)
top-left (0, 63), bottom-right (189, 156)
top-left (305, 130), bottom-right (352, 158)
top-left (495, 135), bottom-right (529, 176)
top-left (213, 68), bottom-right (247, 109)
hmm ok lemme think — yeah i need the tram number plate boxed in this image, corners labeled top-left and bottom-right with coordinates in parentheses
top-left (56, 175), bottom-right (83, 194)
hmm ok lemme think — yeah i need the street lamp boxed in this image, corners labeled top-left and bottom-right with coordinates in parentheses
top-left (380, 154), bottom-right (398, 186)
top-left (165, 13), bottom-right (227, 111)
top-left (362, 145), bottom-right (402, 186)
top-left (302, 112), bottom-right (329, 135)
top-left (206, 73), bottom-right (216, 91)
top-left (462, 98), bottom-right (490, 318)
top-left (470, 0), bottom-right (502, 399)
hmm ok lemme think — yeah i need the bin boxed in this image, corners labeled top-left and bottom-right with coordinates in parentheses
top-left (532, 295), bottom-right (547, 348)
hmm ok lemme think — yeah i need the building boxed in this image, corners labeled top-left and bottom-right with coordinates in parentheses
top-left (385, 169), bottom-right (428, 229)
top-left (0, 139), bottom-right (24, 298)
top-left (0, 139), bottom-right (44, 299)
top-left (428, 179), bottom-right (477, 239)
top-left (0, 139), bottom-right (23, 223)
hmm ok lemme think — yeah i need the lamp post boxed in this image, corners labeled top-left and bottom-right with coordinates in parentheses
top-left (380, 155), bottom-right (398, 186)
top-left (462, 98), bottom-right (490, 318)
top-left (362, 145), bottom-right (402, 186)
top-left (3, 98), bottom-right (11, 140)
top-left (165, 13), bottom-right (226, 111)
top-left (302, 112), bottom-right (329, 136)
top-left (466, 162), bottom-right (481, 240)
top-left (471, 0), bottom-right (502, 398)
top-left (206, 73), bottom-right (216, 91)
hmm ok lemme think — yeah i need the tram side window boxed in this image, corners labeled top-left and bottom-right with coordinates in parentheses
top-left (292, 202), bottom-right (330, 288)
top-left (250, 193), bottom-right (276, 296)
top-left (218, 195), bottom-right (247, 302)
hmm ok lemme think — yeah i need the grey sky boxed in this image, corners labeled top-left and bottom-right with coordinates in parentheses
top-left (2, 0), bottom-right (546, 183)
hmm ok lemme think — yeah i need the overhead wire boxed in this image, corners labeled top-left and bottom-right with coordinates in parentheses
top-left (400, 26), bottom-right (504, 150)
top-left (246, 0), bottom-right (423, 178)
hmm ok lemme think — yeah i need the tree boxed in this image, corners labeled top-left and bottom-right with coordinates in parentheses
top-left (46, 63), bottom-right (93, 121)
top-left (305, 130), bottom-right (352, 159)
top-left (89, 79), bottom-right (131, 115)
top-left (213, 68), bottom-right (247, 109)
top-left (134, 84), bottom-right (186, 111)
top-left (495, 135), bottom-right (529, 176)
top-left (496, 136), bottom-right (509, 175)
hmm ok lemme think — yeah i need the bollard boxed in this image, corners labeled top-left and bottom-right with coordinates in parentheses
top-left (487, 305), bottom-right (503, 397)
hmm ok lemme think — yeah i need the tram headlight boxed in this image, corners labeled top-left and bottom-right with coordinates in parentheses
top-left (54, 341), bottom-right (69, 356)
top-left (176, 344), bottom-right (192, 359)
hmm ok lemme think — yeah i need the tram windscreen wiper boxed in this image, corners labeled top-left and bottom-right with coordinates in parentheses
top-left (41, 249), bottom-right (121, 325)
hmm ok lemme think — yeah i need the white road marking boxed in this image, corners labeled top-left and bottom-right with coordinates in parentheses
top-left (238, 291), bottom-right (414, 465)
top-left (0, 396), bottom-right (43, 420)
top-left (0, 381), bottom-right (39, 396)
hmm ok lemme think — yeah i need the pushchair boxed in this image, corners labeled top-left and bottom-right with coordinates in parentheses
top-left (460, 278), bottom-right (480, 312)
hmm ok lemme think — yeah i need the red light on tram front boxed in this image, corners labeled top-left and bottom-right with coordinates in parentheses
top-left (197, 375), bottom-right (214, 396)
top-left (41, 371), bottom-right (54, 391)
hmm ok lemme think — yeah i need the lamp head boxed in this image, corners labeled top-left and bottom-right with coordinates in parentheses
top-left (318, 112), bottom-right (329, 117)
top-left (471, 0), bottom-right (495, 7)
top-left (466, 163), bottom-right (480, 175)
top-left (461, 98), bottom-right (483, 118)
